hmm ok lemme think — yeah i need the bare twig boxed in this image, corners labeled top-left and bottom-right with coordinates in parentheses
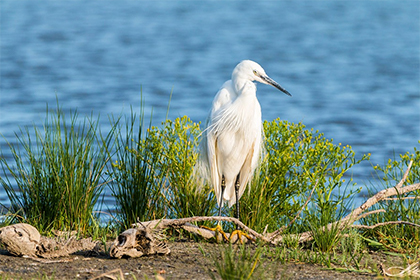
top-left (396, 160), bottom-right (413, 189)
top-left (380, 262), bottom-right (420, 278)
top-left (132, 168), bottom-right (420, 245)
top-left (354, 209), bottom-right (386, 221)
top-left (287, 179), bottom-right (318, 228)
top-left (352, 221), bottom-right (420, 230)
top-left (122, 160), bottom-right (420, 246)
top-left (382, 196), bottom-right (419, 201)
top-left (25, 256), bottom-right (73, 263)
top-left (271, 179), bottom-right (420, 244)
top-left (89, 268), bottom-right (124, 280)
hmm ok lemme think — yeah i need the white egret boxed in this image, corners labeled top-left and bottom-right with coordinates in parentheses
top-left (198, 60), bottom-right (291, 240)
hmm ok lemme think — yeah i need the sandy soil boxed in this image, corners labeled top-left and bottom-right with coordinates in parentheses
top-left (0, 241), bottom-right (388, 280)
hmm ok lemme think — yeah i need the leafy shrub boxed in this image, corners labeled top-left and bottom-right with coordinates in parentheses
top-left (237, 118), bottom-right (369, 233)
top-left (147, 116), bottom-right (216, 218)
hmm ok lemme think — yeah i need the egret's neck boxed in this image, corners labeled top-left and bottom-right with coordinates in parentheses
top-left (232, 76), bottom-right (256, 97)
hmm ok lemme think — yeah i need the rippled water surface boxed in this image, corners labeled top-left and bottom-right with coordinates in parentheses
top-left (1, 1), bottom-right (419, 208)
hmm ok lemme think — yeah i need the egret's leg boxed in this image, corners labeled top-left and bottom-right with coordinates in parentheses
top-left (218, 175), bottom-right (226, 217)
top-left (200, 175), bottom-right (229, 242)
top-left (230, 174), bottom-right (254, 243)
top-left (234, 174), bottom-right (241, 228)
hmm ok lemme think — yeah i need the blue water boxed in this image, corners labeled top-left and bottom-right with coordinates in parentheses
top-left (1, 1), bottom-right (419, 210)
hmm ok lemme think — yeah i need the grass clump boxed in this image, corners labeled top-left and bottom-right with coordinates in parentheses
top-left (106, 109), bottom-right (166, 230)
top-left (362, 145), bottom-right (420, 256)
top-left (200, 244), bottom-right (265, 280)
top-left (307, 203), bottom-right (342, 254)
top-left (0, 106), bottom-right (110, 234)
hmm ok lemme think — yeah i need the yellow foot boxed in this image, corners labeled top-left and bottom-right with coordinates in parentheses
top-left (200, 223), bottom-right (229, 242)
top-left (229, 229), bottom-right (255, 244)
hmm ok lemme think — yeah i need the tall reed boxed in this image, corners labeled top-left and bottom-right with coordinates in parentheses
top-left (106, 109), bottom-right (167, 230)
top-left (0, 106), bottom-right (109, 233)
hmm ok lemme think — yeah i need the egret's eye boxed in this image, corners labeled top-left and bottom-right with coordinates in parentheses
top-left (253, 70), bottom-right (258, 76)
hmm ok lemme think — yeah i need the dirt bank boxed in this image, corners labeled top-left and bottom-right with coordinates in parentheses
top-left (0, 241), bottom-right (385, 279)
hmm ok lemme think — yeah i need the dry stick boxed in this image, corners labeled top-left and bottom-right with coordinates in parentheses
top-left (133, 161), bottom-right (419, 245)
top-left (134, 178), bottom-right (316, 244)
top-left (383, 196), bottom-right (419, 201)
top-left (26, 256), bottom-right (73, 263)
top-left (380, 261), bottom-right (420, 277)
top-left (352, 221), bottom-right (420, 230)
top-left (135, 216), bottom-right (272, 243)
top-left (354, 209), bottom-right (386, 221)
top-left (88, 268), bottom-right (124, 280)
top-left (269, 179), bottom-right (319, 239)
top-left (286, 179), bottom-right (319, 228)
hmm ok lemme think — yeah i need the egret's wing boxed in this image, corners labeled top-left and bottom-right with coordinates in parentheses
top-left (211, 81), bottom-right (236, 113)
top-left (205, 81), bottom-right (236, 206)
top-left (232, 128), bottom-right (263, 207)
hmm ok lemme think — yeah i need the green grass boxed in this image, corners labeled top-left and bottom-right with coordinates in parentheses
top-left (361, 145), bottom-right (420, 257)
top-left (200, 243), bottom-right (265, 280)
top-left (0, 105), bottom-right (110, 234)
top-left (105, 108), bottom-right (167, 230)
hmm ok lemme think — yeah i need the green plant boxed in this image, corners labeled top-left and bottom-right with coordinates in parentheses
top-left (307, 204), bottom-right (342, 254)
top-left (362, 145), bottom-right (420, 255)
top-left (106, 109), bottom-right (166, 230)
top-left (282, 232), bottom-right (301, 249)
top-left (338, 229), bottom-right (367, 271)
top-left (148, 117), bottom-right (216, 218)
top-left (108, 115), bottom-right (216, 231)
top-left (0, 105), bottom-right (109, 234)
top-left (201, 243), bottom-right (265, 280)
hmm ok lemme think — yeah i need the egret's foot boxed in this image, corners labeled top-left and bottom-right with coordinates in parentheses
top-left (229, 229), bottom-right (254, 244)
top-left (200, 224), bottom-right (229, 242)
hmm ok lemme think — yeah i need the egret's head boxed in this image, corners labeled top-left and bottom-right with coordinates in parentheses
top-left (232, 60), bottom-right (292, 96)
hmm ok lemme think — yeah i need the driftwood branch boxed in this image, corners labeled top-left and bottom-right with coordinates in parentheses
top-left (354, 209), bottom-right (386, 221)
top-left (132, 160), bottom-right (419, 245)
top-left (382, 196), bottom-right (419, 201)
top-left (128, 181), bottom-right (419, 245)
top-left (134, 216), bottom-right (272, 244)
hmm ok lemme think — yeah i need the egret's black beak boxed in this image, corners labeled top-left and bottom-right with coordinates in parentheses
top-left (261, 75), bottom-right (292, 96)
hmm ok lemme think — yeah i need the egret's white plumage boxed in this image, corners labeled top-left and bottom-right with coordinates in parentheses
top-left (198, 60), bottom-right (291, 214)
